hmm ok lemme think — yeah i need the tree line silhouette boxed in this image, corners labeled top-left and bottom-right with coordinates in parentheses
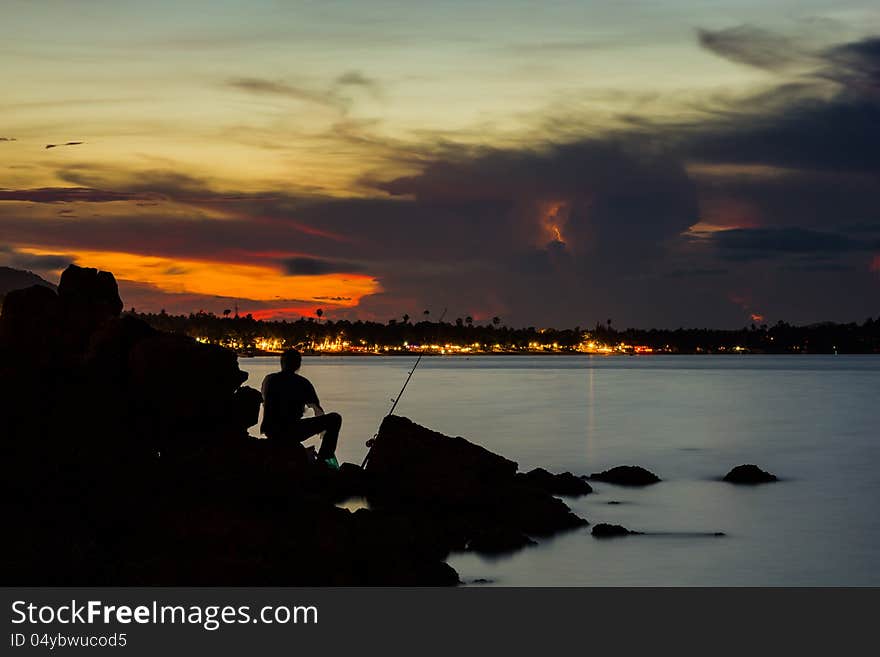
top-left (128, 308), bottom-right (880, 354)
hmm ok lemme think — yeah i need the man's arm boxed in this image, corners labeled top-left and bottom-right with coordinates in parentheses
top-left (305, 379), bottom-right (323, 415)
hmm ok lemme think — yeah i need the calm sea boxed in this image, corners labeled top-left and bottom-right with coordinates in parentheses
top-left (240, 355), bottom-right (880, 586)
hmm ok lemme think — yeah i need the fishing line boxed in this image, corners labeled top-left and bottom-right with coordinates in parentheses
top-left (361, 307), bottom-right (447, 467)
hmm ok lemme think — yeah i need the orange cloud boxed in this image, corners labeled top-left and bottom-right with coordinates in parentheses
top-left (18, 247), bottom-right (380, 307)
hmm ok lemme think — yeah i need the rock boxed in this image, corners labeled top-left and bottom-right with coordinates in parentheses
top-left (57, 264), bottom-right (123, 353)
top-left (365, 415), bottom-right (587, 551)
top-left (365, 415), bottom-right (518, 504)
top-left (85, 315), bottom-right (157, 384)
top-left (723, 464), bottom-right (778, 484)
top-left (57, 264), bottom-right (123, 319)
top-left (499, 484), bottom-right (588, 536)
top-left (589, 465), bottom-right (661, 486)
top-left (0, 285), bottom-right (62, 360)
top-left (517, 467), bottom-right (593, 496)
top-left (127, 333), bottom-right (248, 432)
top-left (0, 266), bottom-right (56, 297)
top-left (231, 386), bottom-right (262, 431)
top-left (592, 523), bottom-right (638, 538)
top-left (332, 462), bottom-right (371, 501)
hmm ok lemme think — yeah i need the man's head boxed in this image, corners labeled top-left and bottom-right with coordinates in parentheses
top-left (281, 349), bottom-right (302, 372)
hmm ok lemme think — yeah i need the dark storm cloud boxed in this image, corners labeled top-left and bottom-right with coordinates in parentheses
top-left (823, 37), bottom-right (880, 89)
top-left (281, 256), bottom-right (367, 275)
top-left (377, 139), bottom-right (699, 248)
top-left (689, 31), bottom-right (880, 172)
top-left (682, 95), bottom-right (880, 172)
top-left (709, 227), bottom-right (871, 261)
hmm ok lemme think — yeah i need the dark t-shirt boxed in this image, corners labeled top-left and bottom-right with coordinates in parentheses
top-left (260, 371), bottom-right (319, 435)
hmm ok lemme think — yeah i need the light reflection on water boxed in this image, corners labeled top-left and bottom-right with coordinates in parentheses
top-left (240, 354), bottom-right (880, 586)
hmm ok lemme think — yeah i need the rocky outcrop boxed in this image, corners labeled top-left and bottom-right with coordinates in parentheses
top-left (592, 523), bottom-right (640, 538)
top-left (517, 467), bottom-right (593, 496)
top-left (363, 415), bottom-right (588, 555)
top-left (0, 284), bottom-right (62, 361)
top-left (57, 264), bottom-right (123, 321)
top-left (365, 415), bottom-right (517, 504)
top-left (0, 265), bottom-right (56, 296)
top-left (723, 464), bottom-right (778, 484)
top-left (589, 465), bottom-right (661, 486)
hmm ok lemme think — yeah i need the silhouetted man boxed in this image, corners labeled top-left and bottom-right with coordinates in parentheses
top-left (260, 349), bottom-right (341, 469)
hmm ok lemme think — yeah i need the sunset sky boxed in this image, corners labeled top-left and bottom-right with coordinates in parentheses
top-left (2, 1), bottom-right (879, 327)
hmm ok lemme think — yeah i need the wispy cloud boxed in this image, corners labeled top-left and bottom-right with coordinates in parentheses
top-left (697, 24), bottom-right (811, 71)
top-left (0, 187), bottom-right (160, 203)
top-left (227, 70), bottom-right (383, 112)
top-left (45, 141), bottom-right (84, 150)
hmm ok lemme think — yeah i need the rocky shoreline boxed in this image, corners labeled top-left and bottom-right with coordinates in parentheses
top-left (0, 264), bottom-right (592, 585)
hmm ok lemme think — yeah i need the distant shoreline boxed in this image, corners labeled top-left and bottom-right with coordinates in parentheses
top-left (133, 310), bottom-right (880, 357)
top-left (238, 349), bottom-right (876, 358)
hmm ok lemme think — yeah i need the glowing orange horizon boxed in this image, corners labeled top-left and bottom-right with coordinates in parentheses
top-left (17, 247), bottom-right (381, 307)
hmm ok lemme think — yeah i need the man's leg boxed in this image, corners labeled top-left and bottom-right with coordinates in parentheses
top-left (316, 412), bottom-right (341, 460)
top-left (290, 413), bottom-right (342, 460)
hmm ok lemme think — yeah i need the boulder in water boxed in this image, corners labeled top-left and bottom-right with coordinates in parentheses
top-left (723, 464), bottom-right (778, 484)
top-left (517, 467), bottom-right (593, 496)
top-left (365, 415), bottom-right (588, 551)
top-left (589, 465), bottom-right (661, 486)
top-left (592, 523), bottom-right (639, 538)
top-left (366, 415), bottom-right (518, 504)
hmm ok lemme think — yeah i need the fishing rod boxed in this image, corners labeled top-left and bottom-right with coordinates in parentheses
top-left (361, 307), bottom-right (447, 468)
